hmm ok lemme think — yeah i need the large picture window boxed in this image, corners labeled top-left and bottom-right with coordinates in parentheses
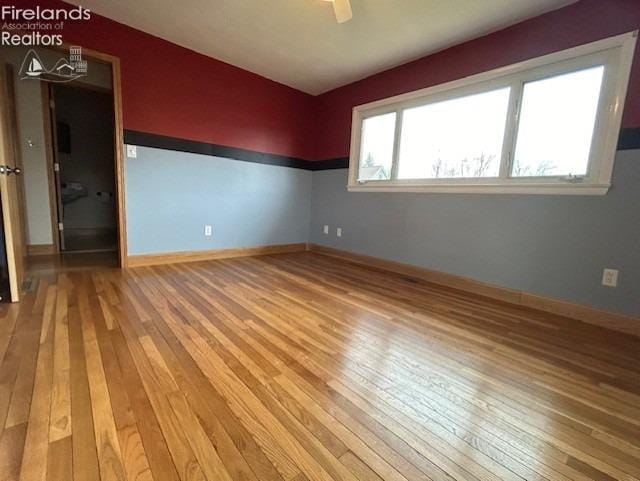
top-left (348, 32), bottom-right (636, 195)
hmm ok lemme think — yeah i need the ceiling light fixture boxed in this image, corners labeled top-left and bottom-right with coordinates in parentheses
top-left (321, 0), bottom-right (353, 23)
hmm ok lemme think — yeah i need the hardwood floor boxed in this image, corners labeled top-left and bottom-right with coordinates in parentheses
top-left (1, 251), bottom-right (639, 481)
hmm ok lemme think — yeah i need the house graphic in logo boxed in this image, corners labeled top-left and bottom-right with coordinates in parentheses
top-left (53, 58), bottom-right (75, 75)
top-left (19, 47), bottom-right (88, 83)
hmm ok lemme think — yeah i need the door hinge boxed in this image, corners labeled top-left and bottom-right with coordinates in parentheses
top-left (58, 222), bottom-right (64, 231)
top-left (49, 98), bottom-right (55, 109)
top-left (53, 162), bottom-right (60, 172)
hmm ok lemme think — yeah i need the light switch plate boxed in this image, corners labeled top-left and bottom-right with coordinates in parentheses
top-left (323, 225), bottom-right (329, 235)
top-left (337, 227), bottom-right (342, 237)
top-left (126, 145), bottom-right (137, 158)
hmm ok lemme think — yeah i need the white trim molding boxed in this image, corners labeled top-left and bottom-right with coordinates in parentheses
top-left (347, 32), bottom-right (638, 195)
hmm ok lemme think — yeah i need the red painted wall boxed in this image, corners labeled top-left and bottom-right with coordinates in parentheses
top-left (10, 0), bottom-right (316, 159)
top-left (312, 0), bottom-right (640, 160)
top-left (7, 0), bottom-right (640, 161)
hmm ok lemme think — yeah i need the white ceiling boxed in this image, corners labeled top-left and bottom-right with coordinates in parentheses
top-left (66, 0), bottom-right (577, 95)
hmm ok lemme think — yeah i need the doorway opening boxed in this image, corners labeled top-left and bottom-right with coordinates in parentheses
top-left (0, 45), bottom-right (126, 302)
top-left (47, 83), bottom-right (117, 253)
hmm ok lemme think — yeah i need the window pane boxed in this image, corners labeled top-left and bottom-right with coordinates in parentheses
top-left (512, 66), bottom-right (604, 177)
top-left (397, 88), bottom-right (510, 179)
top-left (358, 113), bottom-right (396, 181)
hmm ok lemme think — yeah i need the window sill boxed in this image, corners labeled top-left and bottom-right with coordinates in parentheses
top-left (347, 182), bottom-right (611, 195)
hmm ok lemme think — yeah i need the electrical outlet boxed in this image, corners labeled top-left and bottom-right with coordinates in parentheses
top-left (204, 225), bottom-right (212, 237)
top-left (323, 225), bottom-right (329, 235)
top-left (336, 227), bottom-right (342, 238)
top-left (602, 268), bottom-right (619, 287)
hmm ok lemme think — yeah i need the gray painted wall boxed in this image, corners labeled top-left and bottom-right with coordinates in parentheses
top-left (310, 149), bottom-right (640, 317)
top-left (6, 51), bottom-right (638, 318)
top-left (125, 146), bottom-right (312, 255)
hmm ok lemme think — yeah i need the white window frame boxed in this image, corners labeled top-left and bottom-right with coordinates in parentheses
top-left (347, 32), bottom-right (637, 195)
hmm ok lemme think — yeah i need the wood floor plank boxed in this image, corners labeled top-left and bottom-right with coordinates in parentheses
top-left (0, 422), bottom-right (26, 481)
top-left (49, 283), bottom-right (71, 442)
top-left (160, 269), bottom-right (447, 481)
top-left (18, 283), bottom-right (55, 481)
top-left (77, 277), bottom-right (127, 481)
top-left (249, 258), bottom-right (640, 458)
top-left (2, 252), bottom-right (638, 481)
top-left (107, 295), bottom-right (208, 481)
top-left (108, 322), bottom-right (180, 481)
top-left (125, 297), bottom-right (285, 481)
top-left (3, 286), bottom-right (42, 430)
top-left (250, 260), bottom-right (633, 480)
top-left (86, 274), bottom-right (156, 481)
top-left (339, 451), bottom-right (385, 481)
top-left (68, 303), bottom-right (101, 481)
top-left (240, 290), bottom-right (592, 481)
top-left (166, 391), bottom-right (234, 481)
top-left (154, 300), bottom-right (305, 481)
top-left (46, 435), bottom-right (72, 481)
